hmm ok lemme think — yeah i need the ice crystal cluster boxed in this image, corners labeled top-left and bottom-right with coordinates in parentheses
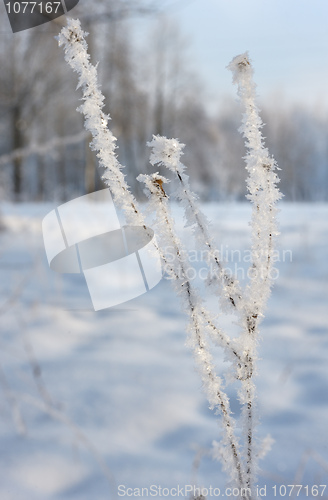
top-left (58, 20), bottom-right (282, 500)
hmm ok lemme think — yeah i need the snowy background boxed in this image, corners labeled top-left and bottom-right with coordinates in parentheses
top-left (0, 1), bottom-right (327, 498)
top-left (0, 201), bottom-right (327, 499)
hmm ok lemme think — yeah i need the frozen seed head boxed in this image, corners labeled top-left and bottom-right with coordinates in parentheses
top-left (137, 173), bottom-right (169, 197)
top-left (57, 18), bottom-right (87, 47)
top-left (147, 135), bottom-right (185, 171)
top-left (152, 177), bottom-right (166, 196)
top-left (227, 51), bottom-right (253, 83)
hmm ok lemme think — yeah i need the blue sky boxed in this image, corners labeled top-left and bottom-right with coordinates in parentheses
top-left (167, 0), bottom-right (328, 109)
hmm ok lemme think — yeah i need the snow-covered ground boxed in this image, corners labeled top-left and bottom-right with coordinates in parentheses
top-left (0, 202), bottom-right (327, 500)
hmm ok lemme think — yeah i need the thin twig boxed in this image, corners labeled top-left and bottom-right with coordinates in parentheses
top-left (0, 130), bottom-right (88, 166)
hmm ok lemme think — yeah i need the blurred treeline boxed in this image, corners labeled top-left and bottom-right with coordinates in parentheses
top-left (0, 0), bottom-right (327, 202)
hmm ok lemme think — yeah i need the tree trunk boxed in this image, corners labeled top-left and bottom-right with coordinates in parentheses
top-left (12, 105), bottom-right (23, 201)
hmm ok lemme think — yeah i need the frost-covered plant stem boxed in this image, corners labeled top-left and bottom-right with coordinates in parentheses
top-left (138, 173), bottom-right (246, 492)
top-left (57, 19), bottom-right (144, 228)
top-left (57, 19), bottom-right (195, 291)
top-left (146, 52), bottom-right (281, 494)
top-left (227, 53), bottom-right (281, 315)
top-left (56, 18), bottom-right (242, 361)
top-left (58, 19), bottom-right (280, 498)
top-left (227, 52), bottom-right (282, 491)
top-left (146, 136), bottom-right (245, 317)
